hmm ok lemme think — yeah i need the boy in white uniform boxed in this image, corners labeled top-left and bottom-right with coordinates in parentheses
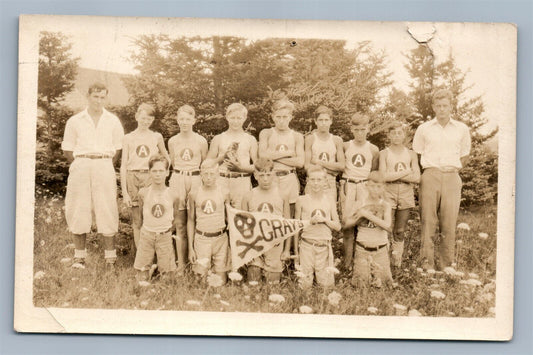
top-left (207, 103), bottom-right (257, 209)
top-left (295, 166), bottom-right (341, 289)
top-left (378, 121), bottom-right (420, 268)
top-left (62, 83), bottom-right (124, 268)
top-left (304, 105), bottom-right (345, 201)
top-left (120, 103), bottom-right (170, 251)
top-left (241, 158), bottom-right (291, 283)
top-left (168, 105), bottom-right (208, 273)
top-left (187, 159), bottom-right (231, 283)
top-left (134, 155), bottom-right (179, 280)
top-left (340, 113), bottom-right (379, 270)
top-left (343, 172), bottom-right (392, 287)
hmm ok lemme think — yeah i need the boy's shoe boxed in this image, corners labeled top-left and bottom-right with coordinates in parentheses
top-left (71, 258), bottom-right (86, 269)
top-left (105, 257), bottom-right (116, 270)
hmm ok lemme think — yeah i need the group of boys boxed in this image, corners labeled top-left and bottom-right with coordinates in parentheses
top-left (62, 83), bottom-right (471, 289)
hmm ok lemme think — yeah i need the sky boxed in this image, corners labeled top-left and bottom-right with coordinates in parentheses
top-left (32, 16), bottom-right (517, 134)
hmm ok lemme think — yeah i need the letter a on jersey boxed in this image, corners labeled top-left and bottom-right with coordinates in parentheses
top-left (180, 148), bottom-right (193, 161)
top-left (352, 153), bottom-right (366, 167)
top-left (276, 144), bottom-right (288, 152)
top-left (201, 199), bottom-right (216, 214)
top-left (258, 202), bottom-right (274, 214)
top-left (136, 145), bottom-right (150, 158)
top-left (151, 204), bottom-right (165, 218)
top-left (311, 209), bottom-right (326, 218)
top-left (395, 162), bottom-right (407, 172)
top-left (319, 152), bottom-right (330, 162)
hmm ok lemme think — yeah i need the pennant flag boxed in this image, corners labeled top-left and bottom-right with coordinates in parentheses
top-left (226, 204), bottom-right (309, 270)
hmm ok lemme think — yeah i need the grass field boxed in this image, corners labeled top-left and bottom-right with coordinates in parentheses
top-left (33, 193), bottom-right (497, 317)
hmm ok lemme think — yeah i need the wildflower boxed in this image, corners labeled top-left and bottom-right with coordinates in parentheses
top-left (186, 300), bottom-right (201, 306)
top-left (166, 300), bottom-right (172, 305)
top-left (426, 269), bottom-right (436, 275)
top-left (71, 277), bottom-right (79, 281)
top-left (244, 295), bottom-right (251, 301)
top-left (478, 232), bottom-right (489, 240)
top-left (40, 240), bottom-right (46, 247)
top-left (207, 273), bottom-right (224, 287)
top-left (325, 266), bottom-right (340, 275)
top-left (299, 305), bottom-right (313, 314)
top-left (430, 290), bottom-right (446, 299)
top-left (468, 273), bottom-right (479, 279)
top-left (408, 309), bottom-right (422, 317)
top-left (327, 291), bottom-right (342, 307)
top-left (483, 282), bottom-right (496, 292)
top-left (456, 239), bottom-right (463, 245)
top-left (268, 294), bottom-right (286, 303)
top-left (138, 281), bottom-right (150, 287)
top-left (453, 271), bottom-right (465, 278)
top-left (81, 297), bottom-right (89, 302)
top-left (465, 279), bottom-right (482, 286)
top-left (416, 268), bottom-right (423, 273)
top-left (220, 300), bottom-right (230, 306)
top-left (457, 223), bottom-right (470, 231)
top-left (367, 307), bottom-right (378, 314)
top-left (81, 287), bottom-right (89, 292)
top-left (443, 267), bottom-right (456, 275)
top-left (60, 257), bottom-right (72, 264)
top-left (228, 271), bottom-right (243, 281)
top-left (446, 311), bottom-right (456, 316)
top-left (393, 304), bottom-right (407, 315)
top-left (213, 294), bottom-right (221, 299)
top-left (439, 278), bottom-right (445, 282)
top-left (140, 301), bottom-right (149, 307)
top-left (45, 216), bottom-right (52, 224)
top-left (463, 306), bottom-right (474, 313)
top-left (34, 271), bottom-right (46, 280)
top-left (61, 302), bottom-right (70, 307)
top-left (72, 261), bottom-right (85, 270)
top-left (248, 281), bottom-right (259, 286)
top-left (392, 282), bottom-right (399, 288)
top-left (429, 283), bottom-right (440, 289)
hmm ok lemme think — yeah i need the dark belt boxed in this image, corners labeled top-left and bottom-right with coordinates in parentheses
top-left (174, 169), bottom-right (200, 176)
top-left (356, 241), bottom-right (387, 252)
top-left (76, 154), bottom-right (113, 159)
top-left (195, 228), bottom-right (226, 238)
top-left (341, 177), bottom-right (367, 184)
top-left (128, 169), bottom-right (149, 173)
top-left (301, 238), bottom-right (330, 247)
top-left (275, 169), bottom-right (296, 177)
top-left (219, 171), bottom-right (251, 178)
top-left (390, 180), bottom-right (409, 184)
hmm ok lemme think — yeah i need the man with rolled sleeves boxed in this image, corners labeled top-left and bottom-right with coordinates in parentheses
top-left (62, 83), bottom-right (125, 268)
top-left (412, 89), bottom-right (471, 271)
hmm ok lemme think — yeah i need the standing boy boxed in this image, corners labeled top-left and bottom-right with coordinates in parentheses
top-left (343, 172), bottom-right (393, 287)
top-left (258, 99), bottom-right (304, 216)
top-left (241, 158), bottom-right (291, 283)
top-left (120, 103), bottom-right (170, 250)
top-left (187, 159), bottom-right (231, 283)
top-left (412, 89), bottom-right (471, 271)
top-left (168, 105), bottom-right (208, 273)
top-left (207, 103), bottom-right (257, 209)
top-left (133, 155), bottom-right (179, 281)
top-left (340, 113), bottom-right (379, 270)
top-left (304, 105), bottom-right (345, 201)
top-left (378, 121), bottom-right (420, 268)
top-left (62, 83), bottom-right (124, 268)
top-left (295, 166), bottom-right (341, 289)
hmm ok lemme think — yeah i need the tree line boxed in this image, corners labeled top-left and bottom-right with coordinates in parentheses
top-left (36, 31), bottom-right (497, 206)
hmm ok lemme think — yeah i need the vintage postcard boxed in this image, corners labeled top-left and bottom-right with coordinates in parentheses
top-left (15, 15), bottom-right (516, 339)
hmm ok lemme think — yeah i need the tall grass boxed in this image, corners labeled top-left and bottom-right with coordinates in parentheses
top-left (33, 194), bottom-right (496, 317)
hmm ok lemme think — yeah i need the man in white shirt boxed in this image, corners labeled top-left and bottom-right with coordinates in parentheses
top-left (412, 89), bottom-right (471, 271)
top-left (61, 83), bottom-right (124, 268)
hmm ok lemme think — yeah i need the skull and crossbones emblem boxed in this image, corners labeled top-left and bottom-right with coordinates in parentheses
top-left (234, 212), bottom-right (263, 258)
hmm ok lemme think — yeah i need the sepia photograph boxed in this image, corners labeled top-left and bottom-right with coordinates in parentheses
top-left (15, 15), bottom-right (516, 339)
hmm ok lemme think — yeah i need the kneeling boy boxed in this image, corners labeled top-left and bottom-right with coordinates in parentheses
top-left (241, 158), bottom-right (290, 283)
top-left (295, 166), bottom-right (341, 289)
top-left (187, 159), bottom-right (231, 283)
top-left (133, 155), bottom-right (178, 280)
